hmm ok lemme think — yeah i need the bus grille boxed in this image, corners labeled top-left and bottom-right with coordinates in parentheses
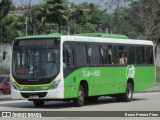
top-left (20, 92), bottom-right (47, 98)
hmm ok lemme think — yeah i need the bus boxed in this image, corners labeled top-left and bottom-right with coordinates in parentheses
top-left (10, 33), bottom-right (156, 107)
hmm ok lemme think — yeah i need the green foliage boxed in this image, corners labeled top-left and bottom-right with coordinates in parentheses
top-left (0, 0), bottom-right (12, 23)
top-left (2, 14), bottom-right (24, 43)
top-left (0, 0), bottom-right (12, 43)
top-left (29, 4), bottom-right (50, 35)
top-left (45, 0), bottom-right (68, 33)
top-left (68, 2), bottom-right (111, 34)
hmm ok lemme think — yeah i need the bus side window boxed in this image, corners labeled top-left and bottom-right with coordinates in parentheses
top-left (63, 44), bottom-right (74, 67)
top-left (136, 46), bottom-right (145, 64)
top-left (88, 44), bottom-right (100, 65)
top-left (68, 48), bottom-right (74, 66)
top-left (146, 47), bottom-right (150, 64)
top-left (101, 45), bottom-right (114, 65)
top-left (113, 45), bottom-right (119, 64)
top-left (76, 43), bottom-right (87, 65)
top-left (149, 47), bottom-right (154, 64)
top-left (145, 47), bottom-right (153, 64)
top-left (108, 45), bottom-right (113, 64)
top-left (101, 45), bottom-right (108, 64)
top-left (63, 49), bottom-right (68, 67)
top-left (127, 46), bottom-right (135, 64)
top-left (119, 46), bottom-right (127, 65)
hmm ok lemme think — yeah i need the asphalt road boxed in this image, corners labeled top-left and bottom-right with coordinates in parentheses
top-left (0, 92), bottom-right (160, 120)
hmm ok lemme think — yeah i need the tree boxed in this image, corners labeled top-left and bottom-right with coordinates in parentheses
top-left (1, 14), bottom-right (24, 43)
top-left (19, 0), bottom-right (38, 35)
top-left (68, 2), bottom-right (111, 34)
top-left (45, 0), bottom-right (68, 33)
top-left (33, 4), bottom-right (50, 34)
top-left (98, 0), bottom-right (134, 35)
top-left (0, 0), bottom-right (12, 43)
top-left (129, 0), bottom-right (160, 53)
top-left (0, 0), bottom-right (12, 22)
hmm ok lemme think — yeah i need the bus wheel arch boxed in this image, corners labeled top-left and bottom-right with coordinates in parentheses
top-left (79, 80), bottom-right (89, 97)
top-left (73, 80), bottom-right (88, 107)
top-left (116, 78), bottom-right (134, 102)
top-left (127, 78), bottom-right (134, 92)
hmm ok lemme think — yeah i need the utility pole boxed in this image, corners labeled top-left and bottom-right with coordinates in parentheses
top-left (25, 17), bottom-right (28, 36)
top-left (67, 25), bottom-right (70, 35)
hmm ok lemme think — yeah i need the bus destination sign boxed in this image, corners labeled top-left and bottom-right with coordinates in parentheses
top-left (18, 39), bottom-right (55, 46)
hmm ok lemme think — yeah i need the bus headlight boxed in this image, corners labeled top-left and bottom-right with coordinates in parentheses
top-left (51, 80), bottom-right (61, 89)
top-left (11, 80), bottom-right (19, 90)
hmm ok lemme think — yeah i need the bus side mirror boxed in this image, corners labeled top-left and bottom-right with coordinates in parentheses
top-left (3, 51), bottom-right (7, 60)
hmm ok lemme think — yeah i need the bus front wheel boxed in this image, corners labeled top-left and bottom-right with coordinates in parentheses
top-left (73, 85), bottom-right (85, 107)
top-left (33, 100), bottom-right (45, 107)
top-left (116, 83), bottom-right (133, 102)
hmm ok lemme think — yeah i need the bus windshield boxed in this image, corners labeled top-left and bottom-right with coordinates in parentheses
top-left (12, 47), bottom-right (60, 79)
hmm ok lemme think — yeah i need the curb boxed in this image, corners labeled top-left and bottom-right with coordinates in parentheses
top-left (0, 95), bottom-right (12, 101)
top-left (142, 83), bottom-right (160, 92)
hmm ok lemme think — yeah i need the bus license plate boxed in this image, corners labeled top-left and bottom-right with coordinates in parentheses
top-left (29, 95), bottom-right (39, 99)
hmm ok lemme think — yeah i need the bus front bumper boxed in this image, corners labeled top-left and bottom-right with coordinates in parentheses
top-left (11, 87), bottom-right (64, 100)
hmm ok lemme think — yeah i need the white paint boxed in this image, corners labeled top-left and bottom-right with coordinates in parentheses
top-left (126, 65), bottom-right (135, 79)
top-left (61, 35), bottom-right (153, 46)
top-left (82, 70), bottom-right (101, 77)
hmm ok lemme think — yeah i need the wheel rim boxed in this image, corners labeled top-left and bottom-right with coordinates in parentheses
top-left (78, 89), bottom-right (84, 104)
top-left (127, 86), bottom-right (132, 99)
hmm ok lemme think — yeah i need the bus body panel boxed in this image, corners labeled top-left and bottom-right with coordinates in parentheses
top-left (134, 66), bottom-right (155, 92)
top-left (63, 66), bottom-right (155, 99)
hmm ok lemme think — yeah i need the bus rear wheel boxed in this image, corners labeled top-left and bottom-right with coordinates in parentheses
top-left (116, 83), bottom-right (133, 102)
top-left (33, 100), bottom-right (45, 107)
top-left (73, 85), bottom-right (85, 107)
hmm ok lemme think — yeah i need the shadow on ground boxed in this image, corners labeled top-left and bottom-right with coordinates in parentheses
top-left (0, 97), bottom-right (146, 109)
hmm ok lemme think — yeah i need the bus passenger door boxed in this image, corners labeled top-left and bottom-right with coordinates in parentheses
top-left (63, 42), bottom-right (77, 98)
top-left (88, 44), bottom-right (106, 96)
top-left (101, 45), bottom-right (115, 94)
top-left (113, 45), bottom-right (127, 94)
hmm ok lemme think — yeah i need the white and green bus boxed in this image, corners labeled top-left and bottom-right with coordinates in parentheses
top-left (10, 33), bottom-right (156, 107)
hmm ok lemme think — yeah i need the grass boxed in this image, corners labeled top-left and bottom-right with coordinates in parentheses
top-left (156, 66), bottom-right (160, 83)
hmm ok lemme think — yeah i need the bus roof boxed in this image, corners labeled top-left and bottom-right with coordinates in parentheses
top-left (15, 33), bottom-right (62, 40)
top-left (62, 35), bottom-right (153, 46)
top-left (15, 33), bottom-right (128, 40)
top-left (74, 33), bottom-right (128, 39)
top-left (14, 33), bottom-right (153, 46)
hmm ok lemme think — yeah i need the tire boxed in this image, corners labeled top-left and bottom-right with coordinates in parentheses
top-left (116, 83), bottom-right (133, 102)
top-left (0, 90), bottom-right (4, 95)
top-left (33, 100), bottom-right (45, 107)
top-left (73, 85), bottom-right (85, 107)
